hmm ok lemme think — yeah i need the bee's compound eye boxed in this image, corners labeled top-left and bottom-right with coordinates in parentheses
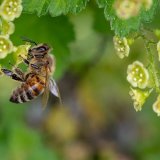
top-left (37, 46), bottom-right (46, 52)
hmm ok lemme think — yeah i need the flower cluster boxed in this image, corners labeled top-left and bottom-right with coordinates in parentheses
top-left (113, 2), bottom-right (160, 117)
top-left (127, 61), bottom-right (149, 89)
top-left (127, 61), bottom-right (151, 111)
top-left (0, 0), bottom-right (22, 21)
top-left (129, 88), bottom-right (151, 111)
top-left (113, 35), bottom-right (130, 59)
top-left (114, 0), bottom-right (153, 20)
top-left (0, 18), bottom-right (15, 35)
top-left (0, 35), bottom-right (13, 58)
top-left (0, 0), bottom-right (22, 59)
top-left (14, 44), bottom-right (31, 65)
top-left (124, 36), bottom-right (160, 116)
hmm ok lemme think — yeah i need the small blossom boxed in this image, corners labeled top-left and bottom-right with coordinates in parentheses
top-left (0, 35), bottom-right (13, 58)
top-left (153, 95), bottom-right (160, 116)
top-left (114, 0), bottom-right (141, 20)
top-left (129, 88), bottom-right (151, 111)
top-left (142, 0), bottom-right (153, 10)
top-left (157, 41), bottom-right (160, 61)
top-left (0, 0), bottom-right (22, 21)
top-left (127, 61), bottom-right (149, 89)
top-left (113, 35), bottom-right (130, 59)
top-left (13, 44), bottom-right (30, 65)
top-left (0, 17), bottom-right (15, 35)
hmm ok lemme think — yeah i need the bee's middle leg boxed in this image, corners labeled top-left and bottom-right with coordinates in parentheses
top-left (1, 68), bottom-right (24, 82)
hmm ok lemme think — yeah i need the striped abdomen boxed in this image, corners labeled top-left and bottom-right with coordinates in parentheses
top-left (10, 75), bottom-right (45, 103)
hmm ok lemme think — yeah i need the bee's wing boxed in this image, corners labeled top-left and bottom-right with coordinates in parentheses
top-left (49, 78), bottom-right (62, 105)
top-left (42, 67), bottom-right (50, 109)
top-left (42, 82), bottom-right (50, 109)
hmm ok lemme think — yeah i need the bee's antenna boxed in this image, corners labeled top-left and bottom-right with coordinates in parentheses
top-left (21, 36), bottom-right (37, 45)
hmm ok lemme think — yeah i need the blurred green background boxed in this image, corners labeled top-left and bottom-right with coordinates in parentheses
top-left (0, 2), bottom-right (160, 160)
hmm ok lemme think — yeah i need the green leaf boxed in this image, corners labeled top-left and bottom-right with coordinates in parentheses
top-left (9, 14), bottom-right (75, 79)
top-left (96, 0), bottom-right (159, 37)
top-left (22, 0), bottom-right (90, 17)
top-left (93, 7), bottom-right (111, 35)
top-left (95, 0), bottom-right (107, 8)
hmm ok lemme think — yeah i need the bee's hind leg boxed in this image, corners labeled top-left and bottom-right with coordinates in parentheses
top-left (1, 68), bottom-right (24, 82)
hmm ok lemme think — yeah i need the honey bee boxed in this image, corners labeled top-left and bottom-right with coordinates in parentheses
top-left (1, 39), bottom-right (61, 108)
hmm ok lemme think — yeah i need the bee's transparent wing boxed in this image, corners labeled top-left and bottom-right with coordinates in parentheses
top-left (42, 67), bottom-right (50, 109)
top-left (49, 78), bottom-right (62, 105)
top-left (42, 81), bottom-right (50, 109)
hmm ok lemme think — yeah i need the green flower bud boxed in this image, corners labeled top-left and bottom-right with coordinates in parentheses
top-left (13, 44), bottom-right (30, 65)
top-left (0, 17), bottom-right (15, 35)
top-left (113, 35), bottom-right (130, 59)
top-left (127, 61), bottom-right (149, 89)
top-left (153, 95), bottom-right (160, 116)
top-left (0, 35), bottom-right (13, 58)
top-left (129, 88), bottom-right (151, 111)
top-left (0, 0), bottom-right (22, 21)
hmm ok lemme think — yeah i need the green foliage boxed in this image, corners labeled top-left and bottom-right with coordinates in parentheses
top-left (22, 0), bottom-right (160, 37)
top-left (103, 0), bottom-right (159, 37)
top-left (22, 0), bottom-right (90, 17)
top-left (93, 7), bottom-right (111, 34)
top-left (96, 0), bottom-right (107, 8)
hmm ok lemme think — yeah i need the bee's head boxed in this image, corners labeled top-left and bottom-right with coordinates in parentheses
top-left (28, 43), bottom-right (51, 58)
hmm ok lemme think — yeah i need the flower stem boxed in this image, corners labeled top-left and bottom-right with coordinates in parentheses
top-left (145, 40), bottom-right (160, 93)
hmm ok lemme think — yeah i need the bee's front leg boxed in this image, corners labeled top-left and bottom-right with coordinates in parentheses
top-left (1, 68), bottom-right (25, 82)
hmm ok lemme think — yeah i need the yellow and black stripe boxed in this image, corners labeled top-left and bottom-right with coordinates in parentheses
top-left (10, 75), bottom-right (45, 103)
